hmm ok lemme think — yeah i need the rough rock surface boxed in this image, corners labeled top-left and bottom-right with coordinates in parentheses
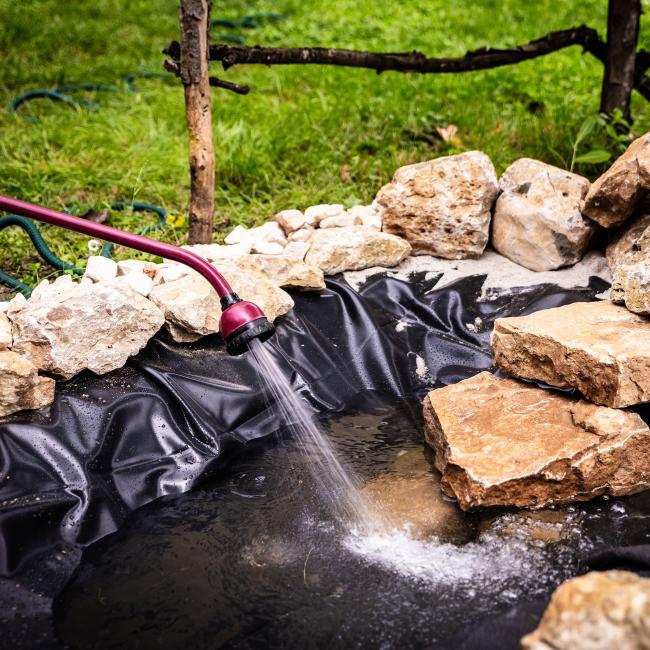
top-left (148, 260), bottom-right (294, 343)
top-left (423, 372), bottom-right (650, 510)
top-left (117, 259), bottom-right (158, 278)
top-left (491, 300), bottom-right (650, 408)
top-left (612, 260), bottom-right (650, 315)
top-left (0, 349), bottom-right (55, 417)
top-left (521, 571), bottom-right (650, 650)
top-left (7, 279), bottom-right (165, 379)
top-left (305, 226), bottom-right (411, 275)
top-left (235, 255), bottom-right (325, 290)
top-left (319, 213), bottom-right (359, 229)
top-left (583, 133), bottom-right (650, 228)
top-left (0, 312), bottom-right (11, 349)
top-left (177, 247), bottom-right (324, 290)
top-left (375, 151), bottom-right (498, 258)
top-left (283, 241), bottom-right (311, 260)
top-left (606, 212), bottom-right (650, 273)
top-left (362, 448), bottom-right (471, 543)
top-left (288, 227), bottom-right (314, 243)
top-left (492, 158), bottom-right (594, 271)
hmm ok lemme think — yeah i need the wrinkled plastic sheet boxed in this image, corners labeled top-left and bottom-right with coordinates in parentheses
top-left (0, 270), bottom-right (647, 648)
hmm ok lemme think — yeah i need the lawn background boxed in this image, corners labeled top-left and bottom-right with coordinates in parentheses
top-left (1, 0), bottom-right (649, 292)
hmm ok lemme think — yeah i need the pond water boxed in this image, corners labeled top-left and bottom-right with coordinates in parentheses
top-left (54, 398), bottom-right (650, 649)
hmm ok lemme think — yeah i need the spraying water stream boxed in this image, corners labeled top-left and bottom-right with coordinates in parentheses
top-left (247, 338), bottom-right (377, 532)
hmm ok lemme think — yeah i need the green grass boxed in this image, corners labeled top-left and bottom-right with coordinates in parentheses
top-left (1, 0), bottom-right (650, 297)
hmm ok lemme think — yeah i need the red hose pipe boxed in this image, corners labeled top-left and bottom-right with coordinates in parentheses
top-left (0, 195), bottom-right (275, 354)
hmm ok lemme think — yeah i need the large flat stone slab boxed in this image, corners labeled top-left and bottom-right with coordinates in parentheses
top-left (423, 372), bottom-right (650, 510)
top-left (522, 571), bottom-right (650, 650)
top-left (491, 300), bottom-right (650, 407)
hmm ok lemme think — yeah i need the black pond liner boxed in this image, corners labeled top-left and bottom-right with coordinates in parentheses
top-left (0, 272), bottom-right (648, 650)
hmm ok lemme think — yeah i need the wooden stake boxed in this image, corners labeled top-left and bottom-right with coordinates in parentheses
top-left (600, 0), bottom-right (641, 120)
top-left (179, 0), bottom-right (215, 244)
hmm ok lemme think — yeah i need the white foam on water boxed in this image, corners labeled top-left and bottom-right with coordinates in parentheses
top-left (343, 524), bottom-right (545, 587)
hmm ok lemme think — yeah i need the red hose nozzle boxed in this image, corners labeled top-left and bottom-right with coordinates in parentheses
top-left (0, 195), bottom-right (275, 355)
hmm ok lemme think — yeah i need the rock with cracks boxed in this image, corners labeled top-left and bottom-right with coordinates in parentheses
top-left (375, 151), bottom-right (498, 258)
top-left (521, 571), bottom-right (650, 650)
top-left (492, 158), bottom-right (594, 271)
top-left (583, 132), bottom-right (650, 228)
top-left (422, 372), bottom-right (650, 510)
top-left (7, 278), bottom-right (165, 380)
top-left (612, 259), bottom-right (650, 315)
top-left (606, 212), bottom-right (650, 273)
top-left (148, 259), bottom-right (294, 343)
top-left (0, 313), bottom-right (11, 350)
top-left (304, 226), bottom-right (411, 275)
top-left (0, 349), bottom-right (55, 417)
top-left (491, 300), bottom-right (650, 408)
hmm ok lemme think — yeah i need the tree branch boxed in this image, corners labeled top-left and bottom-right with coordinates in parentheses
top-left (162, 24), bottom-right (650, 103)
top-left (164, 58), bottom-right (249, 94)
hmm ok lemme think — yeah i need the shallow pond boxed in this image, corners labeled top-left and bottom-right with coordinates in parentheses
top-left (54, 398), bottom-right (650, 649)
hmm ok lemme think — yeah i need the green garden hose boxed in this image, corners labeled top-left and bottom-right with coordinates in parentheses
top-left (0, 202), bottom-right (170, 297)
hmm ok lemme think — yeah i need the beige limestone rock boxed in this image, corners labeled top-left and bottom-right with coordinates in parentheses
top-left (319, 213), bottom-right (360, 229)
top-left (153, 263), bottom-right (188, 287)
top-left (83, 255), bottom-right (118, 283)
top-left (288, 226), bottom-right (314, 243)
top-left (304, 204), bottom-right (345, 225)
top-left (606, 212), bottom-right (650, 273)
top-left (235, 255), bottom-right (324, 290)
top-left (349, 204), bottom-right (383, 231)
top-left (148, 260), bottom-right (294, 343)
top-left (492, 158), bottom-right (595, 271)
top-left (274, 209), bottom-right (306, 234)
top-left (178, 246), bottom-right (323, 291)
top-left (423, 372), bottom-right (650, 510)
top-left (8, 279), bottom-right (164, 380)
top-left (305, 226), bottom-right (411, 275)
top-left (583, 133), bottom-right (650, 228)
top-left (521, 571), bottom-right (650, 650)
top-left (283, 241), bottom-right (311, 260)
top-left (491, 300), bottom-right (650, 407)
top-left (251, 240), bottom-right (285, 255)
top-left (0, 312), bottom-right (12, 349)
top-left (0, 350), bottom-right (55, 417)
top-left (224, 224), bottom-right (250, 245)
top-left (375, 151), bottom-right (498, 258)
top-left (362, 448), bottom-right (472, 543)
top-left (612, 260), bottom-right (650, 315)
top-left (117, 259), bottom-right (158, 278)
top-left (182, 242), bottom-right (252, 261)
top-left (112, 272), bottom-right (154, 297)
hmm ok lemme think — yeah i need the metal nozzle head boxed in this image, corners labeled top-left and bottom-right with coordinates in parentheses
top-left (219, 293), bottom-right (276, 355)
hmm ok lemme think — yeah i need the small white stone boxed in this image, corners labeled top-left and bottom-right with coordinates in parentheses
top-left (250, 221), bottom-right (287, 245)
top-left (349, 204), bottom-right (383, 231)
top-left (0, 312), bottom-right (12, 349)
top-left (304, 204), bottom-right (345, 225)
top-left (283, 241), bottom-right (311, 260)
top-left (319, 213), bottom-right (361, 229)
top-left (0, 301), bottom-right (9, 313)
top-left (117, 259), bottom-right (158, 278)
top-left (153, 264), bottom-right (188, 287)
top-left (84, 256), bottom-right (118, 283)
top-left (224, 224), bottom-right (250, 245)
top-left (288, 227), bottom-right (314, 243)
top-left (275, 209), bottom-right (306, 234)
top-left (251, 241), bottom-right (285, 255)
top-left (7, 293), bottom-right (27, 315)
top-left (115, 273), bottom-right (154, 297)
top-left (30, 280), bottom-right (51, 301)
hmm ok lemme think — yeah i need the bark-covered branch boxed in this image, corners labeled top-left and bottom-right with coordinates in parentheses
top-left (165, 25), bottom-right (602, 75)
top-left (164, 59), bottom-right (249, 94)
top-left (163, 23), bottom-right (650, 103)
